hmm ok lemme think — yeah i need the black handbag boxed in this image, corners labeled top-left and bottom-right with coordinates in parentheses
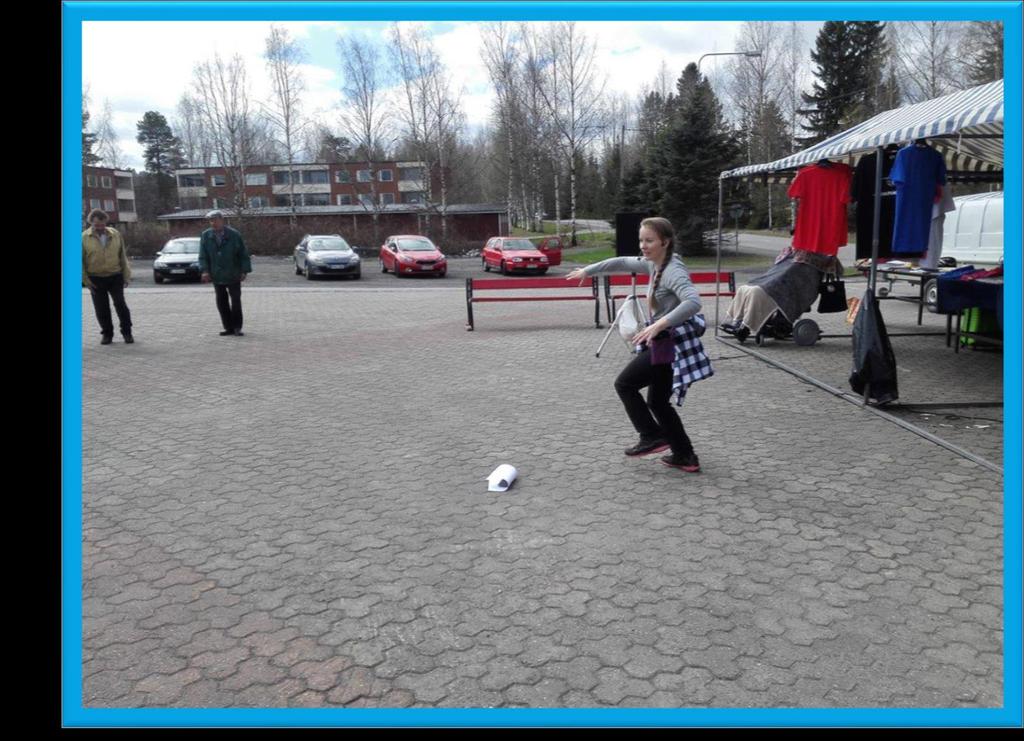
top-left (818, 272), bottom-right (847, 313)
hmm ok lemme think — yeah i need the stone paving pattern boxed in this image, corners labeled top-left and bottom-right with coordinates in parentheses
top-left (82, 278), bottom-right (1004, 708)
top-left (713, 278), bottom-right (1004, 465)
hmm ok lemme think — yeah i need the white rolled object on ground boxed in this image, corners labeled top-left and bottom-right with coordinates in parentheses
top-left (486, 464), bottom-right (518, 492)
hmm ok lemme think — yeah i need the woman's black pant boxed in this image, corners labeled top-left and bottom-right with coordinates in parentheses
top-left (214, 282), bottom-right (243, 331)
top-left (614, 348), bottom-right (694, 456)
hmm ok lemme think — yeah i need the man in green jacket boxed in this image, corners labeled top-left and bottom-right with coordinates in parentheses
top-left (198, 210), bottom-right (252, 337)
top-left (82, 209), bottom-right (134, 345)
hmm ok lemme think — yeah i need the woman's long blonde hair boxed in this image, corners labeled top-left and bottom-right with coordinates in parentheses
top-left (640, 217), bottom-right (675, 312)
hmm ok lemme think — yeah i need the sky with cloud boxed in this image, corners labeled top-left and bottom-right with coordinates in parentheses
top-left (82, 20), bottom-right (821, 171)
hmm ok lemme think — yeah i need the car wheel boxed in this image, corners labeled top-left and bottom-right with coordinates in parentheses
top-left (295, 262), bottom-right (302, 275)
top-left (380, 259), bottom-right (388, 273)
top-left (306, 266), bottom-right (315, 281)
top-left (352, 271), bottom-right (361, 280)
top-left (538, 268), bottom-right (549, 275)
top-left (438, 271), bottom-right (446, 278)
top-left (924, 278), bottom-right (939, 313)
top-left (483, 257), bottom-right (490, 272)
top-left (500, 261), bottom-right (507, 275)
top-left (153, 272), bottom-right (163, 284)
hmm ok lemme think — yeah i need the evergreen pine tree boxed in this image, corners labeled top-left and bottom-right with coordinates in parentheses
top-left (136, 111), bottom-right (185, 216)
top-left (847, 21), bottom-right (889, 122)
top-left (799, 21), bottom-right (859, 145)
top-left (656, 63), bottom-right (738, 255)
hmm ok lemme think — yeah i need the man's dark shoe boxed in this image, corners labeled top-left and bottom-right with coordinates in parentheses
top-left (219, 330), bottom-right (234, 336)
top-left (733, 325), bottom-right (751, 343)
top-left (660, 451), bottom-right (701, 472)
top-left (233, 329), bottom-right (245, 337)
top-left (719, 321), bottom-right (740, 335)
top-left (100, 335), bottom-right (113, 345)
top-left (625, 438), bottom-right (670, 457)
top-left (122, 332), bottom-right (134, 344)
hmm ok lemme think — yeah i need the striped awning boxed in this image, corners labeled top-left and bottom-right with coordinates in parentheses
top-left (721, 81), bottom-right (1004, 180)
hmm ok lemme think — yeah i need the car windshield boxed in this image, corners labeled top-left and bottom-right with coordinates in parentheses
top-left (163, 240), bottom-right (199, 254)
top-left (503, 239), bottom-right (539, 251)
top-left (308, 238), bottom-right (350, 252)
top-left (397, 239), bottom-right (435, 251)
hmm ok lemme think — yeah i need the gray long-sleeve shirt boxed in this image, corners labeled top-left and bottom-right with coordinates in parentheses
top-left (583, 254), bottom-right (702, 326)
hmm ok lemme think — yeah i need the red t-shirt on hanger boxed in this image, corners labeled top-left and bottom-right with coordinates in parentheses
top-left (787, 162), bottom-right (854, 255)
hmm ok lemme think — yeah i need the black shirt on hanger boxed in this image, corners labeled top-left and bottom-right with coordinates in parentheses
top-left (851, 146), bottom-right (900, 260)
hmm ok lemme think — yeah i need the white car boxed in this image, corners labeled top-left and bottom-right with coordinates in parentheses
top-left (153, 238), bottom-right (202, 283)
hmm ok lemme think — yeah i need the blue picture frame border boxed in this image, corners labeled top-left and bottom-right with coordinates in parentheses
top-left (63, 1), bottom-right (1023, 728)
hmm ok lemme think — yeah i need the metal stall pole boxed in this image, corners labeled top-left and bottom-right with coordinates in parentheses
top-left (714, 176), bottom-right (724, 335)
top-left (862, 146), bottom-right (885, 404)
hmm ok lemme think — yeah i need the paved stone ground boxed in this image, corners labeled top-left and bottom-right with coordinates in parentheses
top-left (81, 281), bottom-right (1004, 708)
top-left (714, 277), bottom-right (1004, 466)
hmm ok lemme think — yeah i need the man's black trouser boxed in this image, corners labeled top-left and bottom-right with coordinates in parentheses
top-left (614, 347), bottom-right (694, 456)
top-left (214, 282), bottom-right (243, 331)
top-left (88, 273), bottom-right (132, 337)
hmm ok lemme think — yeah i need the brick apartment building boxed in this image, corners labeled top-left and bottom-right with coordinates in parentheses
top-left (172, 160), bottom-right (438, 211)
top-left (83, 165), bottom-right (137, 225)
top-left (160, 160), bottom-right (509, 248)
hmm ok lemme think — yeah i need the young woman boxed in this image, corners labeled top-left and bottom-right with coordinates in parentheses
top-left (566, 217), bottom-right (706, 472)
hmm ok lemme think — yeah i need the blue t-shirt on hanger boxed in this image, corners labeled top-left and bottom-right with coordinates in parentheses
top-left (889, 143), bottom-right (947, 254)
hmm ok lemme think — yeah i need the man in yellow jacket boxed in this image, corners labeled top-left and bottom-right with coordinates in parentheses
top-left (82, 209), bottom-right (134, 344)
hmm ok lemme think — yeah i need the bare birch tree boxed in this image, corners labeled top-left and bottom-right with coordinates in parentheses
top-left (94, 98), bottom-right (124, 168)
top-left (263, 25), bottom-right (308, 223)
top-left (174, 93), bottom-right (215, 167)
top-left (191, 53), bottom-right (252, 214)
top-left (891, 21), bottom-right (962, 101)
top-left (481, 22), bottom-right (522, 233)
top-left (534, 22), bottom-right (607, 246)
top-left (337, 33), bottom-right (393, 243)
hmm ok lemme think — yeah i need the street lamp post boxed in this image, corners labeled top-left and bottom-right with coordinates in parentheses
top-left (696, 50), bottom-right (762, 73)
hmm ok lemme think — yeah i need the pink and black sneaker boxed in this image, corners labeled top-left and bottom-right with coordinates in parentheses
top-left (660, 451), bottom-right (701, 473)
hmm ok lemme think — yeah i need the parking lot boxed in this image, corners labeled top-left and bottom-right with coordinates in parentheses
top-left (81, 270), bottom-right (1004, 708)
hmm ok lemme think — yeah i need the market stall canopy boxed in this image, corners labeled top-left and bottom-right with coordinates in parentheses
top-left (721, 81), bottom-right (1003, 181)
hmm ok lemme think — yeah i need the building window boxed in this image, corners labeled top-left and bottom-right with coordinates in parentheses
top-left (380, 192), bottom-right (395, 205)
top-left (274, 195), bottom-right (292, 207)
top-left (356, 169), bottom-right (372, 182)
top-left (303, 170), bottom-right (329, 185)
top-left (335, 170), bottom-right (351, 183)
top-left (378, 169), bottom-right (393, 182)
top-left (103, 199), bottom-right (115, 211)
top-left (212, 197), bottom-right (229, 209)
top-left (248, 196), bottom-right (267, 208)
top-left (89, 198), bottom-right (101, 210)
top-left (399, 167), bottom-right (424, 181)
top-left (179, 197), bottom-right (204, 210)
top-left (178, 174), bottom-right (205, 187)
top-left (211, 174), bottom-right (227, 187)
top-left (245, 172), bottom-right (268, 186)
top-left (358, 193), bottom-right (374, 206)
top-left (337, 195), bottom-right (352, 205)
top-left (115, 175), bottom-right (132, 190)
top-left (402, 191), bottom-right (425, 204)
top-left (304, 193), bottom-right (330, 206)
top-left (272, 171), bottom-right (292, 185)
top-left (117, 199), bottom-right (135, 213)
top-left (85, 174), bottom-right (97, 187)
top-left (100, 176), bottom-right (112, 188)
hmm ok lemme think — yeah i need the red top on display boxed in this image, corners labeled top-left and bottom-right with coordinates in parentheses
top-left (787, 162), bottom-right (854, 255)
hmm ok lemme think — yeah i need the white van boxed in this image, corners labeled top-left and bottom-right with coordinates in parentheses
top-left (921, 190), bottom-right (1003, 312)
top-left (941, 190), bottom-right (1004, 266)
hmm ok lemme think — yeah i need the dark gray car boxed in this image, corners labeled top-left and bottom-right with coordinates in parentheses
top-left (294, 234), bottom-right (362, 280)
top-left (153, 237), bottom-right (202, 283)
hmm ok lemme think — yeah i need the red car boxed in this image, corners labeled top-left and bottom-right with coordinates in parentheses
top-left (380, 235), bottom-right (448, 277)
top-left (531, 236), bottom-right (563, 266)
top-left (482, 237), bottom-right (550, 275)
